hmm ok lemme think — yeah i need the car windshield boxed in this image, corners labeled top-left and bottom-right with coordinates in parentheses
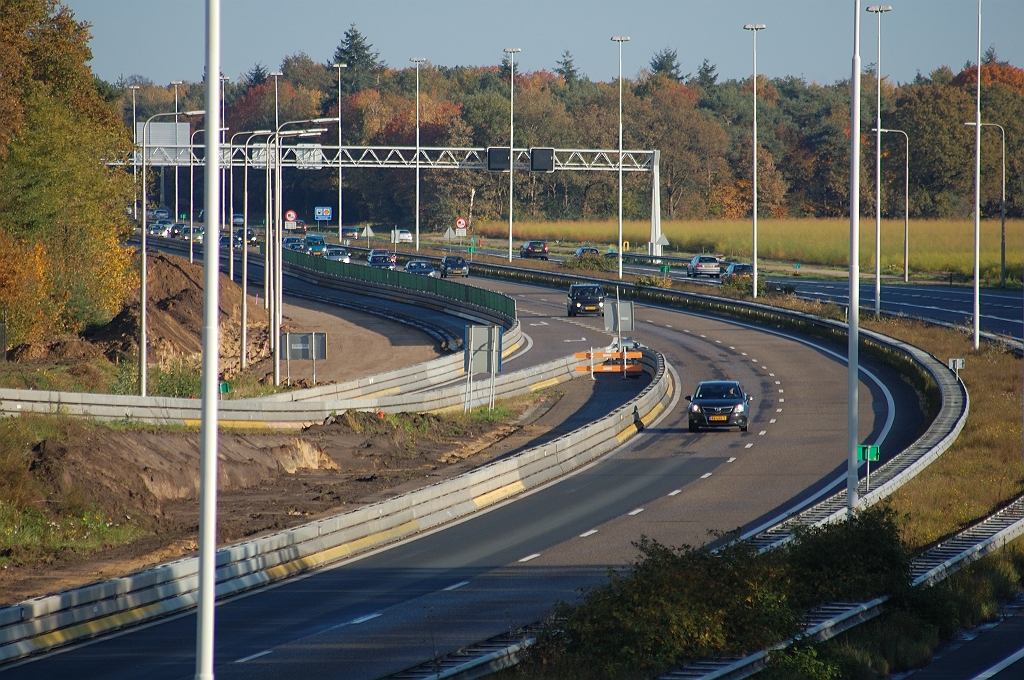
top-left (695, 383), bottom-right (741, 400)
top-left (448, 257), bottom-right (465, 265)
top-left (699, 256), bottom-right (717, 263)
top-left (573, 287), bottom-right (601, 297)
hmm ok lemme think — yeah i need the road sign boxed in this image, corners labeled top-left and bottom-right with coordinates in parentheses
top-left (444, 227), bottom-right (456, 240)
top-left (362, 226), bottom-right (375, 238)
top-left (315, 207), bottom-right (332, 221)
top-left (284, 221), bottom-right (297, 230)
top-left (604, 301), bottom-right (635, 334)
top-left (455, 217), bottom-right (467, 229)
top-left (857, 445), bottom-right (880, 462)
top-left (656, 234), bottom-right (670, 246)
top-left (470, 237), bottom-right (478, 244)
top-left (794, 263), bottom-right (802, 269)
top-left (659, 264), bottom-right (671, 273)
top-left (285, 210), bottom-right (297, 222)
top-left (456, 227), bottom-right (467, 237)
top-left (467, 246), bottom-right (476, 253)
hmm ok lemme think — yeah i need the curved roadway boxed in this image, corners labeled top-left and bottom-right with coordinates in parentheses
top-left (6, 259), bottom-right (926, 680)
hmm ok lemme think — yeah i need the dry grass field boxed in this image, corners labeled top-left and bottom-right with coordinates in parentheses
top-left (475, 218), bottom-right (1024, 280)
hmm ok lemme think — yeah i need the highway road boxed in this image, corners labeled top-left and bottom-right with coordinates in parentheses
top-left (777, 278), bottom-right (1024, 340)
top-left (907, 597), bottom-right (1024, 679)
top-left (12, 247), bottom-right (925, 679)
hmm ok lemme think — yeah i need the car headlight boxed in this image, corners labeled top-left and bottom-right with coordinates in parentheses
top-left (690, 403), bottom-right (701, 413)
top-left (576, 302), bottom-right (581, 307)
top-left (598, 301), bottom-right (604, 307)
top-left (733, 403), bottom-right (745, 413)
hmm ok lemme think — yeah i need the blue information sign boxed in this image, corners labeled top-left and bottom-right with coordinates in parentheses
top-left (315, 206), bottom-right (332, 221)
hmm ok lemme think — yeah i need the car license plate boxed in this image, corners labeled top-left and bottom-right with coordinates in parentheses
top-left (585, 306), bottom-right (596, 311)
top-left (709, 415), bottom-right (728, 422)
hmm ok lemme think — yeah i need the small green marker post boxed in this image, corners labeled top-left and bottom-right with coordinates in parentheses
top-left (857, 444), bottom-right (880, 491)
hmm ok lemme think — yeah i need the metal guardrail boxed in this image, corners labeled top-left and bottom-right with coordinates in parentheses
top-left (0, 349), bottom-right (669, 664)
top-left (380, 268), bottom-right (972, 680)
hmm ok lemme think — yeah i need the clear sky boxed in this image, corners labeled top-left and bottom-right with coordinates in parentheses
top-left (65, 0), bottom-right (1023, 87)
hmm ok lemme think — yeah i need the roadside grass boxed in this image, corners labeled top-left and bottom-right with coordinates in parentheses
top-left (860, 317), bottom-right (1024, 552)
top-left (0, 358), bottom-right (118, 394)
top-left (472, 218), bottom-right (1024, 280)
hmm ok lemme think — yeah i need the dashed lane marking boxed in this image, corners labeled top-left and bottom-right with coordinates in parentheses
top-left (519, 553), bottom-right (541, 563)
top-left (700, 472), bottom-right (713, 479)
top-left (727, 457), bottom-right (736, 463)
top-left (444, 581), bottom-right (470, 591)
top-left (628, 508), bottom-right (645, 516)
top-left (235, 650), bottom-right (273, 664)
top-left (759, 431), bottom-right (767, 436)
top-left (580, 529), bottom-right (598, 538)
top-left (770, 419), bottom-right (777, 424)
top-left (745, 443), bottom-right (754, 449)
top-left (668, 490), bottom-right (681, 496)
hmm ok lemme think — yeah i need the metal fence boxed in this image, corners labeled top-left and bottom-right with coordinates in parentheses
top-left (282, 249), bottom-right (517, 319)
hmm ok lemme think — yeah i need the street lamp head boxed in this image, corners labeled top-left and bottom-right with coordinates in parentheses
top-left (311, 117), bottom-right (337, 124)
top-left (611, 36), bottom-right (630, 42)
top-left (171, 80), bottom-right (183, 85)
top-left (298, 129), bottom-right (327, 137)
top-left (743, 24), bottom-right (767, 31)
top-left (333, 63), bottom-right (347, 69)
top-left (866, 5), bottom-right (892, 12)
top-left (503, 47), bottom-right (521, 54)
top-left (127, 85), bottom-right (140, 90)
top-left (410, 57), bottom-right (426, 64)
top-left (269, 71), bottom-right (283, 78)
top-left (182, 110), bottom-right (205, 116)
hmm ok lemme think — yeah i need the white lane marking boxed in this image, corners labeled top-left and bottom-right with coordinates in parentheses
top-left (519, 553), bottom-right (541, 562)
top-left (700, 472), bottom-right (713, 479)
top-left (443, 581), bottom-right (470, 591)
top-left (235, 650), bottom-right (273, 664)
top-left (715, 340), bottom-right (722, 343)
top-left (769, 372), bottom-right (775, 376)
top-left (779, 398), bottom-right (785, 402)
top-left (668, 489), bottom-right (681, 496)
top-left (646, 319), bottom-right (654, 323)
top-left (777, 408), bottom-right (783, 412)
top-left (727, 457), bottom-right (736, 463)
top-left (778, 389), bottom-right (784, 393)
top-left (563, 337), bottom-right (587, 342)
top-left (759, 430), bottom-right (767, 436)
top-left (752, 358), bottom-right (759, 362)
top-left (666, 324), bottom-right (673, 328)
top-left (762, 366), bottom-right (768, 370)
top-left (348, 613), bottom-right (382, 625)
top-left (529, 321), bottom-right (549, 326)
top-left (967, 645), bottom-right (1024, 679)
top-left (729, 346), bottom-right (736, 349)
top-left (700, 334), bottom-right (707, 338)
top-left (745, 443), bottom-right (754, 448)
top-left (741, 352), bottom-right (748, 355)
top-left (540, 298), bottom-right (548, 301)
top-left (770, 419), bottom-right (777, 424)
top-left (579, 529), bottom-right (598, 537)
top-left (775, 380), bottom-right (781, 384)
top-left (628, 508), bottom-right (645, 516)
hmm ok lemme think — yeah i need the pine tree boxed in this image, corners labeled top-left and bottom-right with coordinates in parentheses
top-left (331, 24), bottom-right (386, 94)
top-left (243, 62), bottom-right (268, 89)
top-left (695, 59), bottom-right (718, 90)
top-left (649, 48), bottom-right (682, 82)
top-left (555, 50), bottom-right (580, 86)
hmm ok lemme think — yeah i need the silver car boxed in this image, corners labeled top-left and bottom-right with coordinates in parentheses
top-left (325, 246), bottom-right (350, 263)
top-left (687, 255), bottom-right (721, 278)
top-left (404, 260), bottom-right (440, 278)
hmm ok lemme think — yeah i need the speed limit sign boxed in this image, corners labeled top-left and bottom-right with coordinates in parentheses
top-left (285, 210), bottom-right (297, 222)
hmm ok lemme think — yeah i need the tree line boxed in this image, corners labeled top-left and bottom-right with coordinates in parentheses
top-left (115, 26), bottom-right (1024, 231)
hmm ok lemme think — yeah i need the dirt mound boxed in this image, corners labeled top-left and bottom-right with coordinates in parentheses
top-left (6, 337), bottom-right (104, 363)
top-left (16, 250), bottom-right (272, 374)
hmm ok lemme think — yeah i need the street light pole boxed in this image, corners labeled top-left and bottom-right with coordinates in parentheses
top-left (867, 5), bottom-right (891, 315)
top-left (972, 0), bottom-right (982, 350)
top-left (848, 0), bottom-right (864, 517)
top-left (129, 85), bottom-right (140, 221)
top-left (229, 129), bottom-right (250, 282)
top-left (504, 47), bottom-right (520, 263)
top-left (189, 127), bottom-right (203, 264)
top-left (242, 130), bottom-right (272, 370)
top-left (965, 122), bottom-right (1006, 287)
top-left (333, 63), bottom-right (347, 243)
top-left (411, 58), bottom-right (426, 252)
top-left (172, 80), bottom-right (182, 226)
top-left (876, 128), bottom-right (910, 282)
top-left (611, 37), bottom-right (629, 280)
top-left (142, 109), bottom-right (202, 397)
top-left (744, 24), bottom-right (766, 299)
top-left (195, 2), bottom-right (220, 676)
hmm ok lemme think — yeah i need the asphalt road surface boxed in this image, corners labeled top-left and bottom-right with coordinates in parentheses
top-left (15, 246), bottom-right (926, 679)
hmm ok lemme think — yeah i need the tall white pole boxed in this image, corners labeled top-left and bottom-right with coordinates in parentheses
top-left (867, 6), bottom-right (892, 308)
top-left (744, 25), bottom-right (765, 298)
top-left (195, 0), bottom-right (220, 676)
top-left (140, 120), bottom-right (148, 398)
top-left (189, 128), bottom-right (202, 264)
top-left (973, 0), bottom-right (982, 350)
top-left (504, 48), bottom-right (519, 262)
top-left (173, 81), bottom-right (182, 228)
top-left (848, 0), bottom-right (863, 516)
top-left (130, 86), bottom-right (139, 221)
top-left (612, 37), bottom-right (629, 279)
top-left (334, 63), bottom-right (346, 243)
top-left (412, 58), bottom-right (425, 251)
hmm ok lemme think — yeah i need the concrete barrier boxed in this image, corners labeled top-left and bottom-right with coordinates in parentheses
top-left (0, 349), bottom-right (668, 663)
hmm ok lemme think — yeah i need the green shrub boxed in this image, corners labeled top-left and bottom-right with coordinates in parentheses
top-left (560, 254), bottom-right (616, 273)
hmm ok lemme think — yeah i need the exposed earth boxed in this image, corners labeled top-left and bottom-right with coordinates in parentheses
top-left (0, 250), bottom-right (613, 606)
